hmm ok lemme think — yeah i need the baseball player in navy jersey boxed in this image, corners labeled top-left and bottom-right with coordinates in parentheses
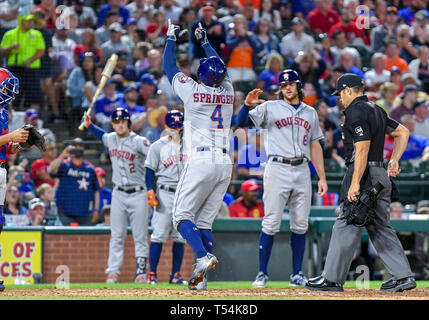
top-left (83, 107), bottom-right (151, 284)
top-left (163, 20), bottom-right (233, 290)
top-left (0, 68), bottom-right (30, 292)
top-left (237, 69), bottom-right (328, 288)
top-left (144, 110), bottom-right (187, 285)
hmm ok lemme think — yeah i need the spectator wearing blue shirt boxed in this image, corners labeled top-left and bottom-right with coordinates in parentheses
top-left (338, 51), bottom-right (365, 79)
top-left (95, 167), bottom-right (112, 214)
top-left (237, 129), bottom-right (268, 181)
top-left (398, 5), bottom-right (429, 25)
top-left (94, 79), bottom-right (125, 132)
top-left (256, 52), bottom-right (283, 92)
top-left (98, 0), bottom-right (130, 27)
top-left (398, 115), bottom-right (429, 161)
top-left (136, 73), bottom-right (158, 106)
top-left (49, 145), bottom-right (100, 226)
top-left (121, 84), bottom-right (146, 119)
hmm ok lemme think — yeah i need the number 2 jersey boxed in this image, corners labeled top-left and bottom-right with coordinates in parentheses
top-left (102, 131), bottom-right (151, 187)
top-left (249, 100), bottom-right (323, 159)
top-left (171, 72), bottom-right (234, 153)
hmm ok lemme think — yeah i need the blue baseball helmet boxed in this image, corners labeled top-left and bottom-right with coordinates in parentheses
top-left (111, 107), bottom-right (131, 126)
top-left (165, 110), bottom-right (184, 128)
top-left (197, 56), bottom-right (227, 87)
top-left (0, 68), bottom-right (19, 109)
top-left (279, 69), bottom-right (303, 89)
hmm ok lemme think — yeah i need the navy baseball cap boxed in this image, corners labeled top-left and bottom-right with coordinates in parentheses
top-left (26, 108), bottom-right (39, 118)
top-left (331, 73), bottom-right (365, 96)
top-left (140, 73), bottom-right (157, 86)
top-left (123, 83), bottom-right (139, 94)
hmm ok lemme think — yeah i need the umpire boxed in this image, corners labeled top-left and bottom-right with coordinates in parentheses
top-left (305, 73), bottom-right (416, 292)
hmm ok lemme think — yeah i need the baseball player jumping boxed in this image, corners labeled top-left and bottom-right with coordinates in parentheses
top-left (83, 107), bottom-right (151, 283)
top-left (144, 110), bottom-right (187, 285)
top-left (0, 68), bottom-right (30, 292)
top-left (237, 70), bottom-right (328, 288)
top-left (163, 20), bottom-right (234, 290)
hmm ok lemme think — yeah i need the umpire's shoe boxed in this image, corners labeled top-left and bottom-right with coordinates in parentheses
top-left (188, 253), bottom-right (218, 289)
top-left (0, 280), bottom-right (5, 292)
top-left (305, 276), bottom-right (344, 292)
top-left (380, 276), bottom-right (416, 292)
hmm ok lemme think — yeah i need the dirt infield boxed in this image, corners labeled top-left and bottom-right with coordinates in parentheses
top-left (2, 287), bottom-right (429, 299)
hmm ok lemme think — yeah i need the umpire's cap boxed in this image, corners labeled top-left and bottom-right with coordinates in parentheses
top-left (165, 110), bottom-right (184, 128)
top-left (331, 73), bottom-right (365, 96)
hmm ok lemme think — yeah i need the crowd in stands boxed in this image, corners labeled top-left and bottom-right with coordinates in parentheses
top-left (0, 0), bottom-right (429, 226)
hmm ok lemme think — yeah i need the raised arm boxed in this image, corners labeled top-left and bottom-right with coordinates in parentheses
top-left (82, 113), bottom-right (107, 141)
top-left (237, 89), bottom-right (266, 128)
top-left (163, 19), bottom-right (182, 84)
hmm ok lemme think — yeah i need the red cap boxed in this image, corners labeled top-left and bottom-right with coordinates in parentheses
top-left (241, 180), bottom-right (261, 193)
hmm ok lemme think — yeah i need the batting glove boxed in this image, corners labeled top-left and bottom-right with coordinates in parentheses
top-left (195, 22), bottom-right (208, 45)
top-left (82, 112), bottom-right (92, 129)
top-left (167, 18), bottom-right (180, 41)
top-left (147, 189), bottom-right (159, 207)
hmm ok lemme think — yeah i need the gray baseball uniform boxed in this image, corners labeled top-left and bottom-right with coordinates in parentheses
top-left (249, 100), bottom-right (324, 235)
top-left (101, 131), bottom-right (151, 276)
top-left (144, 135), bottom-right (186, 243)
top-left (171, 72), bottom-right (234, 230)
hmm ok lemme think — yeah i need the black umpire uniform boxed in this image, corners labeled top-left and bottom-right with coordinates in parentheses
top-left (306, 74), bottom-right (415, 292)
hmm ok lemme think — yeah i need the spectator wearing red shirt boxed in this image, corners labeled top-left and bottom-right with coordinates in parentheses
top-left (35, 0), bottom-right (60, 31)
top-left (329, 9), bottom-right (363, 44)
top-left (146, 9), bottom-right (168, 43)
top-left (30, 140), bottom-right (57, 188)
top-left (308, 0), bottom-right (340, 34)
top-left (73, 28), bottom-right (103, 65)
top-left (229, 180), bottom-right (264, 218)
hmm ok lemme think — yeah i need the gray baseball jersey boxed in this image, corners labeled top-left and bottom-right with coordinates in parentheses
top-left (249, 100), bottom-right (323, 158)
top-left (144, 136), bottom-right (186, 187)
top-left (171, 72), bottom-right (234, 230)
top-left (171, 72), bottom-right (234, 153)
top-left (100, 131), bottom-right (151, 277)
top-left (144, 136), bottom-right (187, 244)
top-left (102, 131), bottom-right (150, 187)
top-left (249, 100), bottom-right (324, 235)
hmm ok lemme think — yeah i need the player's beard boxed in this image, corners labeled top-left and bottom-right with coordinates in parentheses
top-left (284, 92), bottom-right (299, 104)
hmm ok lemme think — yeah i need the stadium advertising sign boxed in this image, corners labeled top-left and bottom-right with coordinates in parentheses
top-left (0, 231), bottom-right (42, 285)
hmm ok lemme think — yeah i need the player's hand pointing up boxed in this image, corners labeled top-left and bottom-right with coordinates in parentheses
top-left (245, 89), bottom-right (265, 106)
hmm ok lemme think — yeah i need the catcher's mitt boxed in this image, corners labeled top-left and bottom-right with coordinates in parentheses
top-left (12, 124), bottom-right (46, 152)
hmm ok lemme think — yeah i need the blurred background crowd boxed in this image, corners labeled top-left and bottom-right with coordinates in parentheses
top-left (0, 0), bottom-right (428, 231)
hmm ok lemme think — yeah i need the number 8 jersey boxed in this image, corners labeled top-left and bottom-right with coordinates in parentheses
top-left (172, 72), bottom-right (234, 153)
top-left (249, 100), bottom-right (324, 159)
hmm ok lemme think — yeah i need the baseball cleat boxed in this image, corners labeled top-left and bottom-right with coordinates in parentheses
top-left (0, 280), bottom-right (4, 292)
top-left (290, 272), bottom-right (308, 287)
top-left (252, 272), bottom-right (269, 288)
top-left (170, 272), bottom-right (187, 285)
top-left (134, 273), bottom-right (147, 284)
top-left (188, 253), bottom-right (218, 288)
top-left (106, 274), bottom-right (118, 283)
top-left (189, 275), bottom-right (207, 291)
top-left (147, 272), bottom-right (158, 285)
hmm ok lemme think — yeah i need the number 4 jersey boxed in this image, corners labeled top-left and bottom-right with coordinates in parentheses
top-left (249, 100), bottom-right (324, 159)
top-left (172, 72), bottom-right (234, 153)
top-left (102, 131), bottom-right (151, 187)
